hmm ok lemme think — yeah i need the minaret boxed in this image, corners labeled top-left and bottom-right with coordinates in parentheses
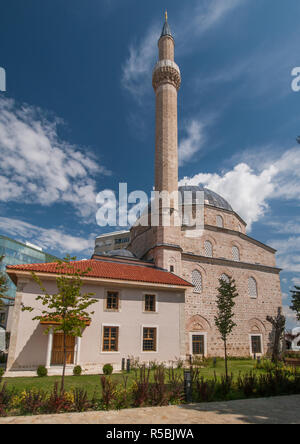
top-left (151, 13), bottom-right (182, 273)
top-left (152, 12), bottom-right (181, 195)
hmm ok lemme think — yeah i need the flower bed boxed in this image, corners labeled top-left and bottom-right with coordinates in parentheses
top-left (1, 363), bottom-right (300, 417)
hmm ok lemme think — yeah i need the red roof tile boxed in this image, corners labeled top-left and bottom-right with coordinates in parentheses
top-left (6, 259), bottom-right (192, 288)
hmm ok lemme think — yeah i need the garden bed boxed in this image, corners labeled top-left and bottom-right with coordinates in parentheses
top-left (0, 360), bottom-right (300, 418)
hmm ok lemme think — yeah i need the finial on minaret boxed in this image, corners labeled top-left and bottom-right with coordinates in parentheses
top-left (160, 10), bottom-right (173, 39)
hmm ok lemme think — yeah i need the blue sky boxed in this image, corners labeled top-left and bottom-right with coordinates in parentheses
top-left (0, 0), bottom-right (299, 327)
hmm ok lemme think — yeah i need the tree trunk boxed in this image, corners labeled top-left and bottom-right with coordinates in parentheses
top-left (272, 331), bottom-right (280, 363)
top-left (61, 331), bottom-right (67, 394)
top-left (224, 339), bottom-right (228, 381)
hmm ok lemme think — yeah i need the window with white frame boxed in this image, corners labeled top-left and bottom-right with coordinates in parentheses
top-left (251, 335), bottom-right (262, 354)
top-left (232, 246), bottom-right (240, 262)
top-left (192, 270), bottom-right (202, 293)
top-left (216, 215), bottom-right (224, 228)
top-left (204, 240), bottom-right (213, 258)
top-left (248, 277), bottom-right (258, 299)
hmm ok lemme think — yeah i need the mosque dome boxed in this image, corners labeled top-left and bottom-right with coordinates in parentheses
top-left (178, 185), bottom-right (233, 212)
top-left (104, 249), bottom-right (136, 259)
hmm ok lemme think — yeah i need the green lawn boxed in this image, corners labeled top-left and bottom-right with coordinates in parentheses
top-left (3, 359), bottom-right (262, 398)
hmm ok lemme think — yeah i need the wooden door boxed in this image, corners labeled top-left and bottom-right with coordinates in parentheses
top-left (51, 333), bottom-right (75, 365)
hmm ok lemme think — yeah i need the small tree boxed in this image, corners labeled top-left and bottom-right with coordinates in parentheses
top-left (290, 286), bottom-right (300, 322)
top-left (266, 307), bottom-right (286, 363)
top-left (0, 256), bottom-right (9, 308)
top-left (215, 277), bottom-right (238, 380)
top-left (22, 256), bottom-right (98, 393)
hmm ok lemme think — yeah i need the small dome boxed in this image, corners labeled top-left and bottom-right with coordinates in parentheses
top-left (178, 185), bottom-right (233, 212)
top-left (104, 249), bottom-right (136, 259)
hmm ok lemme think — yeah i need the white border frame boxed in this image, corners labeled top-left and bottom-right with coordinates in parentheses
top-left (103, 289), bottom-right (122, 313)
top-left (189, 332), bottom-right (207, 357)
top-left (141, 324), bottom-right (159, 354)
top-left (249, 333), bottom-right (263, 356)
top-left (101, 323), bottom-right (121, 354)
top-left (142, 292), bottom-right (159, 314)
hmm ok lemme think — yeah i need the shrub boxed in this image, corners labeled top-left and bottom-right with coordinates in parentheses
top-left (149, 366), bottom-right (169, 406)
top-left (195, 376), bottom-right (217, 403)
top-left (114, 377), bottom-right (131, 410)
top-left (73, 365), bottom-right (82, 376)
top-left (72, 388), bottom-right (90, 412)
top-left (0, 383), bottom-right (13, 417)
top-left (103, 364), bottom-right (113, 375)
top-left (237, 372), bottom-right (257, 398)
top-left (37, 365), bottom-right (47, 378)
top-left (0, 368), bottom-right (4, 383)
top-left (167, 367), bottom-right (184, 405)
top-left (100, 376), bottom-right (117, 410)
top-left (19, 389), bottom-right (46, 415)
top-left (44, 382), bottom-right (73, 414)
top-left (132, 365), bottom-right (150, 407)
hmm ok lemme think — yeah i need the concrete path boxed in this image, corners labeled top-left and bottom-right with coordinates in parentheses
top-left (1, 395), bottom-right (299, 424)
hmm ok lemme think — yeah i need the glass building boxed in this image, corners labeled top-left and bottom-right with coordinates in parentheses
top-left (0, 235), bottom-right (59, 302)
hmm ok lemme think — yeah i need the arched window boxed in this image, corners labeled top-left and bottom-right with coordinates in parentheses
top-left (220, 273), bottom-right (230, 283)
top-left (248, 277), bottom-right (258, 299)
top-left (192, 270), bottom-right (202, 294)
top-left (232, 246), bottom-right (240, 262)
top-left (216, 215), bottom-right (224, 228)
top-left (204, 240), bottom-right (213, 258)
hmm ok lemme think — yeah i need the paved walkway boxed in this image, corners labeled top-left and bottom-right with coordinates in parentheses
top-left (1, 395), bottom-right (299, 424)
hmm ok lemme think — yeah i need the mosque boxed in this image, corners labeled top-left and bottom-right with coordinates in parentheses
top-left (5, 15), bottom-right (282, 373)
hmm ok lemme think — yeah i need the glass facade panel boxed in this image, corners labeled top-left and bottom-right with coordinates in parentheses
top-left (0, 236), bottom-right (58, 302)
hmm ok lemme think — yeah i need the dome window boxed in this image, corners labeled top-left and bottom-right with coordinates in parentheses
top-left (204, 241), bottom-right (213, 258)
top-left (232, 246), bottom-right (240, 262)
top-left (216, 215), bottom-right (224, 228)
top-left (192, 270), bottom-right (202, 294)
top-left (248, 277), bottom-right (258, 299)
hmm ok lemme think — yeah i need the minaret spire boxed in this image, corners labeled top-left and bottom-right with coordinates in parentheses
top-left (160, 10), bottom-right (173, 39)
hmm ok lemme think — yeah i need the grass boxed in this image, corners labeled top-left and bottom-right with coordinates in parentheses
top-left (2, 359), bottom-right (263, 398)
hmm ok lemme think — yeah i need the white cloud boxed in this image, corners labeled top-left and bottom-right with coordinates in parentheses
top-left (179, 120), bottom-right (206, 166)
top-left (179, 146), bottom-right (300, 231)
top-left (191, 0), bottom-right (244, 35)
top-left (180, 162), bottom-right (276, 230)
top-left (283, 304), bottom-right (300, 327)
top-left (0, 217), bottom-right (94, 255)
top-left (0, 97), bottom-right (109, 218)
top-left (122, 0), bottom-right (245, 101)
top-left (292, 277), bottom-right (300, 286)
top-left (121, 25), bottom-right (159, 101)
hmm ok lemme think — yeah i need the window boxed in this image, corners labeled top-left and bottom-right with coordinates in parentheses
top-left (102, 326), bottom-right (119, 352)
top-left (143, 328), bottom-right (157, 352)
top-left (192, 335), bottom-right (205, 355)
top-left (204, 240), bottom-right (213, 258)
top-left (106, 291), bottom-right (119, 310)
top-left (216, 215), bottom-right (224, 228)
top-left (170, 265), bottom-right (174, 273)
top-left (192, 270), bottom-right (202, 293)
top-left (232, 246), bottom-right (240, 262)
top-left (251, 335), bottom-right (262, 354)
top-left (248, 277), bottom-right (258, 299)
top-left (220, 273), bottom-right (230, 283)
top-left (144, 294), bottom-right (156, 312)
